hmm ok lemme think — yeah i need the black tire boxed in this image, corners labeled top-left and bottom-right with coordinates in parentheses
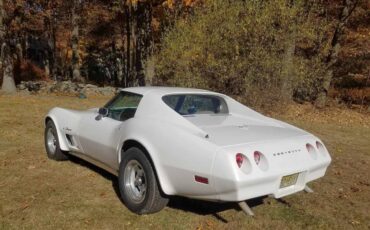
top-left (44, 120), bottom-right (68, 161)
top-left (119, 147), bottom-right (169, 214)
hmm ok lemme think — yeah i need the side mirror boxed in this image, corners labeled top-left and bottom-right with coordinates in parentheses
top-left (98, 107), bottom-right (109, 117)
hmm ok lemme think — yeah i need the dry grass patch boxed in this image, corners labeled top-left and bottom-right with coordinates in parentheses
top-left (0, 94), bottom-right (369, 229)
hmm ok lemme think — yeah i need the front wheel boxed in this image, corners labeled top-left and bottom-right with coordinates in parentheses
top-left (44, 120), bottom-right (68, 161)
top-left (118, 147), bottom-right (169, 214)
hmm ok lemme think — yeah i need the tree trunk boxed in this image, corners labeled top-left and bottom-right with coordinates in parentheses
top-left (49, 3), bottom-right (58, 80)
top-left (116, 56), bottom-right (123, 85)
top-left (44, 59), bottom-right (50, 78)
top-left (0, 0), bottom-right (5, 73)
top-left (16, 41), bottom-right (22, 60)
top-left (71, 0), bottom-right (82, 82)
top-left (130, 1), bottom-right (137, 86)
top-left (315, 0), bottom-right (358, 108)
top-left (0, 0), bottom-right (4, 40)
top-left (144, 56), bottom-right (155, 86)
top-left (136, 1), bottom-right (153, 86)
top-left (281, 31), bottom-right (296, 100)
top-left (281, 1), bottom-right (296, 101)
top-left (122, 0), bottom-right (153, 87)
top-left (51, 23), bottom-right (57, 80)
top-left (0, 0), bottom-right (15, 93)
top-left (1, 52), bottom-right (16, 93)
top-left (124, 1), bottom-right (131, 87)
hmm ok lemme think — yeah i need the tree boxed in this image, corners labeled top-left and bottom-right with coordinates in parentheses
top-left (0, 0), bottom-right (5, 56)
top-left (1, 52), bottom-right (16, 93)
top-left (280, 1), bottom-right (298, 100)
top-left (71, 0), bottom-right (83, 82)
top-left (120, 0), bottom-right (156, 86)
top-left (315, 0), bottom-right (359, 108)
top-left (124, 0), bottom-right (134, 86)
top-left (154, 0), bottom-right (330, 108)
top-left (135, 0), bottom-right (153, 86)
top-left (44, 0), bottom-right (58, 80)
top-left (0, 0), bottom-right (16, 93)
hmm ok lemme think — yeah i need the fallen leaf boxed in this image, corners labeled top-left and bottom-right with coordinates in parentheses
top-left (28, 165), bottom-right (36, 170)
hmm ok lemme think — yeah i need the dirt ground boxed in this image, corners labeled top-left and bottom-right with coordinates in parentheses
top-left (0, 94), bottom-right (369, 230)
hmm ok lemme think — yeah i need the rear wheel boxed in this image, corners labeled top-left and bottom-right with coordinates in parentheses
top-left (44, 120), bottom-right (68, 161)
top-left (119, 147), bottom-right (168, 214)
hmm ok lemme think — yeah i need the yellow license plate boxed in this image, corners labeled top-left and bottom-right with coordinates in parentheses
top-left (280, 173), bottom-right (299, 188)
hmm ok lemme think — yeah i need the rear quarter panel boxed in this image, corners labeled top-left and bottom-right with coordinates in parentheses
top-left (120, 117), bottom-right (221, 198)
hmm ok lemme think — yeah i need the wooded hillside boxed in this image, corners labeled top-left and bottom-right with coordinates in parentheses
top-left (0, 0), bottom-right (369, 107)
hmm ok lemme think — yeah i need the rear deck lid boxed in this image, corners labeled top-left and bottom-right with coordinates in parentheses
top-left (185, 114), bottom-right (308, 147)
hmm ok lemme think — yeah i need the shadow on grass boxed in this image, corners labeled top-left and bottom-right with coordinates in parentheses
top-left (168, 196), bottom-right (265, 223)
top-left (67, 155), bottom-right (266, 223)
top-left (67, 155), bottom-right (121, 199)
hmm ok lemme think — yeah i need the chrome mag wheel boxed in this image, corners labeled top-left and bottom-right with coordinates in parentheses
top-left (124, 160), bottom-right (147, 203)
top-left (46, 128), bottom-right (57, 155)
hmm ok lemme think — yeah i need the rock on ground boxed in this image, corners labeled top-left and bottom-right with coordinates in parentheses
top-left (17, 81), bottom-right (118, 97)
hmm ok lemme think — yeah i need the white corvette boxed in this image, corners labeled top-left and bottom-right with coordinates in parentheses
top-left (44, 87), bottom-right (331, 215)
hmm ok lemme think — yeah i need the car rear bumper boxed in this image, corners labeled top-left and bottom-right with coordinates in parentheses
top-left (210, 135), bottom-right (332, 202)
top-left (214, 162), bottom-right (329, 201)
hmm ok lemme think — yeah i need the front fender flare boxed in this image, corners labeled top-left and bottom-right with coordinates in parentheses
top-left (45, 114), bottom-right (69, 151)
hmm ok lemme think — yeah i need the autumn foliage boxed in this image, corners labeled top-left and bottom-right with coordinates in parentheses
top-left (154, 0), bottom-right (369, 107)
top-left (0, 0), bottom-right (369, 107)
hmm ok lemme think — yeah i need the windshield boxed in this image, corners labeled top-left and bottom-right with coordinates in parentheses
top-left (162, 94), bottom-right (229, 115)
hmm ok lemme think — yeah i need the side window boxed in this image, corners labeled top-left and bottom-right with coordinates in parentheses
top-left (162, 95), bottom-right (181, 110)
top-left (105, 92), bottom-right (142, 121)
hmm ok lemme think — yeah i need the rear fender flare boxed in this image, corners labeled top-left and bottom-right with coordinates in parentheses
top-left (119, 137), bottom-right (175, 196)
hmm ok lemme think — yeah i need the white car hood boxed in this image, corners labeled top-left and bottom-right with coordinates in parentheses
top-left (185, 114), bottom-right (308, 147)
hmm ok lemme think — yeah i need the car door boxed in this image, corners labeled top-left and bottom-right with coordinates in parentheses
top-left (78, 112), bottom-right (122, 170)
top-left (78, 91), bottom-right (143, 170)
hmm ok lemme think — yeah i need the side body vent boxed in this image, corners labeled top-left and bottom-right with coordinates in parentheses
top-left (66, 134), bottom-right (76, 146)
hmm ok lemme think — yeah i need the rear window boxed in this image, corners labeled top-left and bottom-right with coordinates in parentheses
top-left (162, 94), bottom-right (229, 115)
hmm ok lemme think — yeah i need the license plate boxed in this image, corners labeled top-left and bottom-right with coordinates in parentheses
top-left (280, 173), bottom-right (299, 188)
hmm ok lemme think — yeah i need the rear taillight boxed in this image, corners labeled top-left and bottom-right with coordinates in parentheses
top-left (316, 141), bottom-right (324, 150)
top-left (235, 153), bottom-right (252, 174)
top-left (236, 153), bottom-right (244, 168)
top-left (306, 143), bottom-right (318, 159)
top-left (316, 141), bottom-right (327, 156)
top-left (254, 151), bottom-right (261, 165)
top-left (306, 143), bottom-right (314, 153)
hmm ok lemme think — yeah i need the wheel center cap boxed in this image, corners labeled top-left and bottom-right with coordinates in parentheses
top-left (135, 177), bottom-right (143, 186)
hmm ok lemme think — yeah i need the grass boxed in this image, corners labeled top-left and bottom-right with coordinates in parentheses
top-left (0, 94), bottom-right (369, 229)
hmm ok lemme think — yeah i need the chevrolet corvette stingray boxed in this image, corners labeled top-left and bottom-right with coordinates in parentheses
top-left (44, 87), bottom-right (331, 215)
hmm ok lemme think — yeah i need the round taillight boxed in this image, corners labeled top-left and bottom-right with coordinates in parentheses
top-left (236, 153), bottom-right (244, 168)
top-left (316, 141), bottom-right (327, 156)
top-left (306, 143), bottom-right (314, 152)
top-left (254, 151), bottom-right (261, 165)
top-left (316, 141), bottom-right (323, 149)
top-left (306, 143), bottom-right (318, 159)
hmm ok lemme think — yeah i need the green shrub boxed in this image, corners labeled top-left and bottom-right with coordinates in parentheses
top-left (153, 0), bottom-right (330, 108)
